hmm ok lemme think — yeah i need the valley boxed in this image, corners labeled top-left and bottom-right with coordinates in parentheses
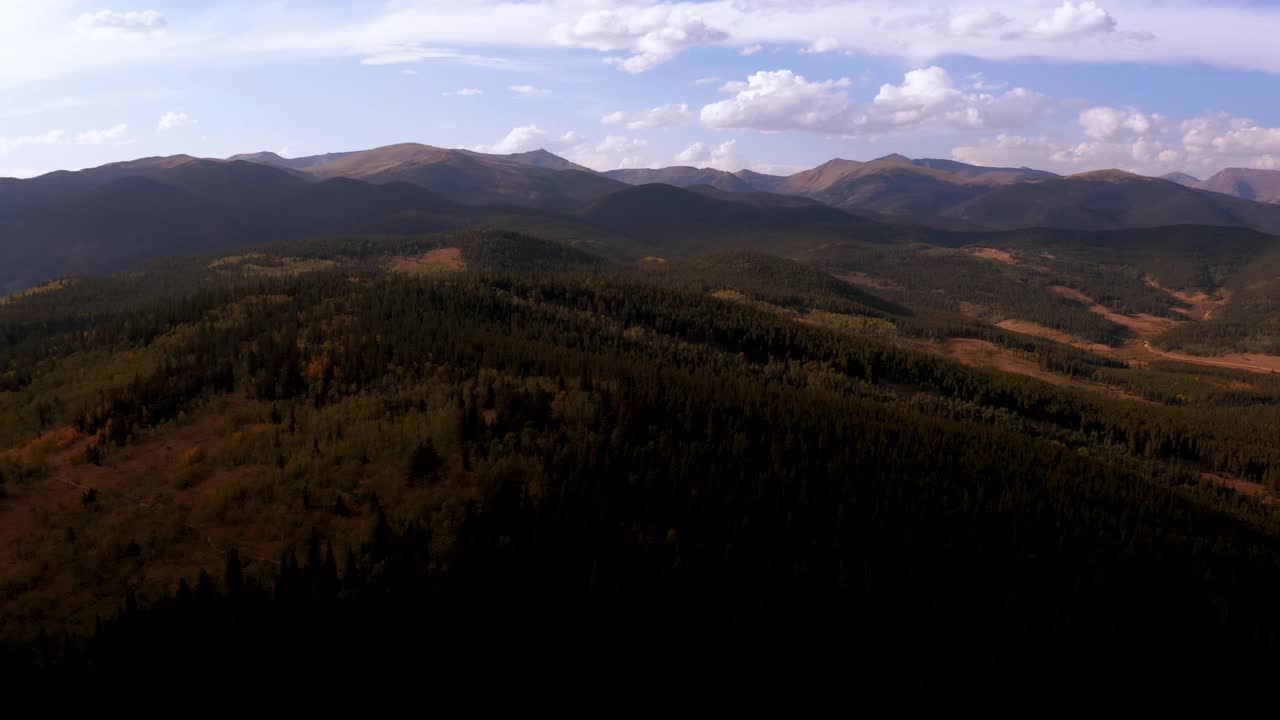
top-left (7, 145), bottom-right (1280, 712)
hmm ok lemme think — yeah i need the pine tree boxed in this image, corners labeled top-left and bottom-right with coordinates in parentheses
top-left (224, 548), bottom-right (243, 596)
top-left (407, 439), bottom-right (443, 486)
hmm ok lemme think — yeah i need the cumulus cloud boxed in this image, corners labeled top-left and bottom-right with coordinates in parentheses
top-left (602, 103), bottom-right (694, 130)
top-left (670, 139), bottom-right (742, 169)
top-left (571, 135), bottom-right (651, 169)
top-left (859, 67), bottom-right (1051, 131)
top-left (1078, 106), bottom-right (1158, 141)
top-left (75, 123), bottom-right (128, 145)
top-left (700, 70), bottom-right (854, 133)
top-left (553, 5), bottom-right (727, 73)
top-left (443, 88), bottom-right (483, 97)
top-left (954, 106), bottom-right (1280, 175)
top-left (511, 84), bottom-right (551, 96)
top-left (1181, 113), bottom-right (1280, 161)
top-left (77, 9), bottom-right (167, 34)
top-left (675, 140), bottom-right (739, 170)
top-left (1031, 1), bottom-right (1117, 40)
top-left (156, 111), bottom-right (193, 131)
top-left (473, 126), bottom-right (650, 170)
top-left (700, 66), bottom-right (1048, 135)
top-left (739, 44), bottom-right (764, 56)
top-left (474, 125), bottom-right (556, 154)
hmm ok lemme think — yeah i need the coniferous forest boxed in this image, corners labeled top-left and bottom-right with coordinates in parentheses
top-left (4, 231), bottom-right (1280, 714)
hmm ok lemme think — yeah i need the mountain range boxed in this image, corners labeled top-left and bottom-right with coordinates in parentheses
top-left (7, 141), bottom-right (1280, 293)
top-left (1163, 168), bottom-right (1280, 204)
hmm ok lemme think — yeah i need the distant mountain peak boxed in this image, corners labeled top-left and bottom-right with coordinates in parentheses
top-left (1161, 171), bottom-right (1201, 186)
top-left (503, 149), bottom-right (593, 173)
top-left (1067, 169), bottom-right (1150, 182)
top-left (229, 151), bottom-right (286, 162)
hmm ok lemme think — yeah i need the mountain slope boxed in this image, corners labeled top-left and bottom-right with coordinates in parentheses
top-left (239, 143), bottom-right (624, 210)
top-left (1161, 172), bottom-right (1201, 188)
top-left (604, 166), bottom-right (760, 192)
top-left (578, 183), bottom-right (894, 254)
top-left (1197, 168), bottom-right (1280, 204)
top-left (944, 171), bottom-right (1280, 233)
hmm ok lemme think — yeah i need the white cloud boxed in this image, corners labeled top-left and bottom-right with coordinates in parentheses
top-left (400, 68), bottom-right (418, 76)
top-left (701, 66), bottom-right (1047, 135)
top-left (1079, 106), bottom-right (1158, 141)
top-left (74, 123), bottom-right (128, 145)
top-left (77, 9), bottom-right (167, 34)
top-left (968, 73), bottom-right (1006, 92)
top-left (1182, 113), bottom-right (1280, 159)
top-left (570, 135), bottom-right (651, 169)
top-left (739, 44), bottom-right (763, 56)
top-left (0, 130), bottom-right (65, 154)
top-left (691, 76), bottom-right (721, 86)
top-left (443, 88), bottom-right (483, 97)
top-left (553, 5), bottom-right (727, 73)
top-left (511, 84), bottom-right (551, 96)
top-left (802, 36), bottom-right (840, 54)
top-left (156, 111), bottom-right (194, 131)
top-left (359, 45), bottom-right (528, 70)
top-left (473, 125), bottom-right (651, 169)
top-left (948, 10), bottom-right (1012, 37)
top-left (602, 103), bottom-right (693, 130)
top-left (701, 70), bottom-right (854, 133)
top-left (1031, 1), bottom-right (1117, 40)
top-left (10, 1), bottom-right (1280, 95)
top-left (954, 107), bottom-right (1280, 175)
top-left (674, 139), bottom-right (739, 170)
top-left (474, 125), bottom-right (552, 154)
top-left (858, 66), bottom-right (1050, 131)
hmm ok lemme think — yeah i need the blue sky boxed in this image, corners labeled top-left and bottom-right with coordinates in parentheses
top-left (3, 1), bottom-right (1280, 179)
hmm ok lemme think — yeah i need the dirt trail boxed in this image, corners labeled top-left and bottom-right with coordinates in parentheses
top-left (1047, 283), bottom-right (1280, 374)
top-left (1141, 341), bottom-right (1280, 375)
top-left (1145, 277), bottom-right (1230, 321)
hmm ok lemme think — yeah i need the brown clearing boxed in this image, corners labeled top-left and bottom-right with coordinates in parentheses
top-left (927, 338), bottom-right (1144, 401)
top-left (968, 247), bottom-right (1017, 265)
top-left (0, 405), bottom-right (312, 589)
top-left (1202, 472), bottom-right (1278, 505)
top-left (1050, 284), bottom-right (1183, 335)
top-left (1144, 277), bottom-right (1230, 321)
top-left (1049, 285), bottom-right (1096, 304)
top-left (1095, 307), bottom-right (1181, 336)
top-left (1049, 282), bottom-right (1280, 374)
top-left (995, 319), bottom-right (1114, 355)
top-left (389, 247), bottom-right (465, 273)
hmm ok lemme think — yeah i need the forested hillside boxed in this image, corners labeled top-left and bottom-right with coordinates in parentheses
top-left (4, 230), bottom-right (1280, 712)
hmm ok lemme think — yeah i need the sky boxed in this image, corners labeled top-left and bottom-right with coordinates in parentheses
top-left (2, 0), bottom-right (1280, 179)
